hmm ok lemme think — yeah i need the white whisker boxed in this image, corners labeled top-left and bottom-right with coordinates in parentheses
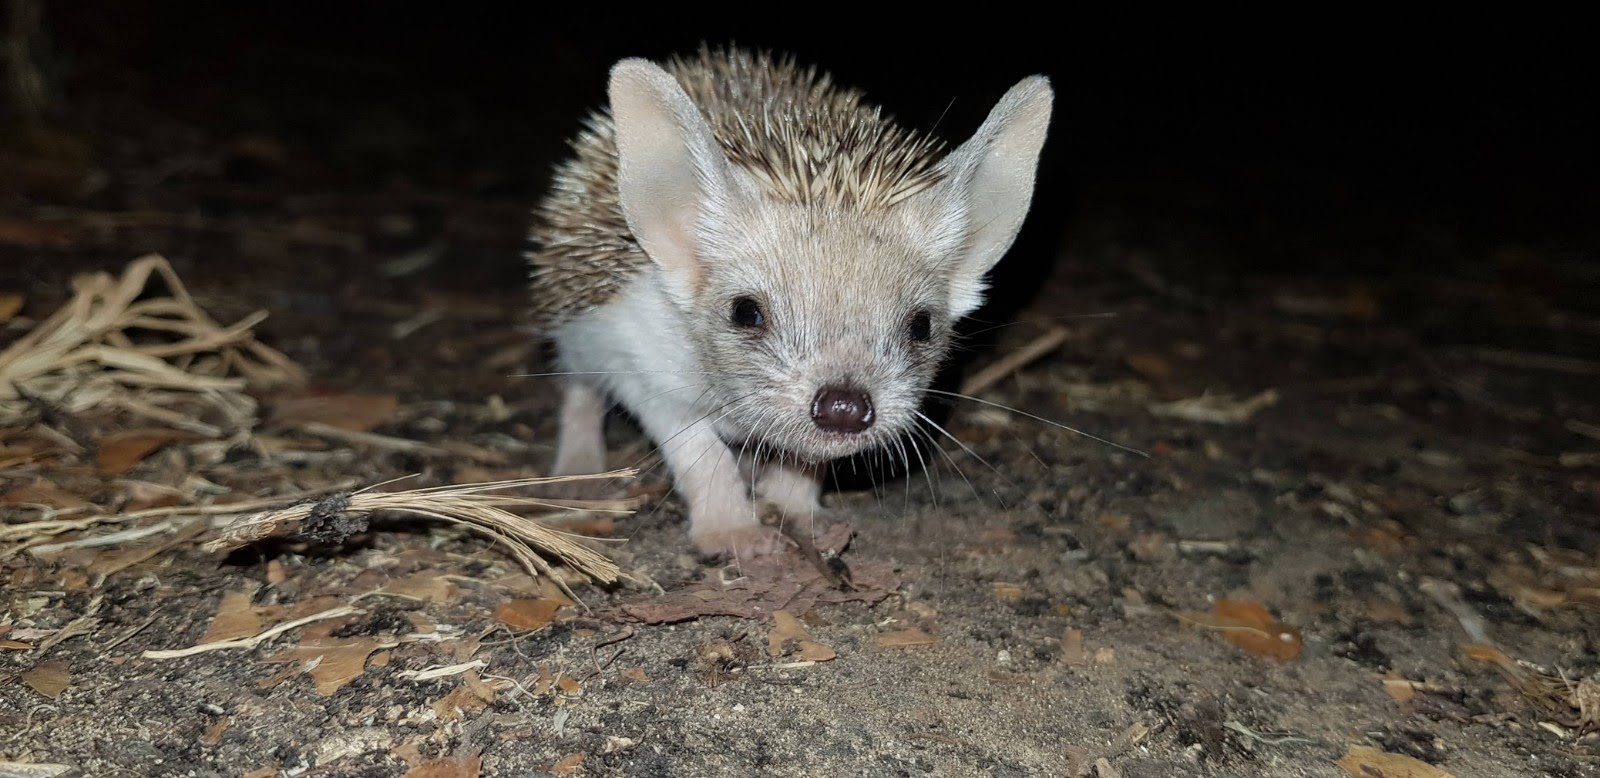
top-left (924, 388), bottom-right (1147, 457)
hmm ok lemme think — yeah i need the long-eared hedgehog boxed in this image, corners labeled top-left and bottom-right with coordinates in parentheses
top-left (527, 47), bottom-right (1053, 556)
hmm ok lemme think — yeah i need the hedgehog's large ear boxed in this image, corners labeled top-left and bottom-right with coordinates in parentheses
top-left (608, 59), bottom-right (738, 292)
top-left (926, 76), bottom-right (1053, 317)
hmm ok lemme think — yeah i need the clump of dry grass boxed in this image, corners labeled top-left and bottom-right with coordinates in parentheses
top-left (1467, 644), bottom-right (1600, 734)
top-left (1, 256), bottom-right (636, 594)
top-left (0, 253), bottom-right (304, 436)
top-left (203, 474), bottom-right (641, 598)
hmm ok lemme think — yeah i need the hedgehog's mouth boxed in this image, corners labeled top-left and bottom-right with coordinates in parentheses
top-left (734, 419), bottom-right (902, 464)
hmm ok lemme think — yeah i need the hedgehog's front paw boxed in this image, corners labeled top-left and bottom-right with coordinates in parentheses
top-left (691, 524), bottom-right (793, 559)
top-left (754, 461), bottom-right (825, 520)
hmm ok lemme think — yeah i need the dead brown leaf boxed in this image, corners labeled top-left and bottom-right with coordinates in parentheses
top-left (267, 630), bottom-right (390, 696)
top-left (1060, 629), bottom-right (1087, 667)
top-left (1124, 352), bottom-right (1173, 381)
top-left (0, 480), bottom-right (92, 509)
top-left (1336, 745), bottom-right (1454, 777)
top-left (991, 583), bottom-right (1025, 602)
top-left (1181, 599), bottom-right (1303, 661)
top-left (96, 428), bottom-right (200, 476)
top-left (494, 598), bottom-right (563, 631)
top-left (875, 628), bottom-right (939, 649)
top-left (21, 660), bottom-right (70, 698)
top-left (0, 217), bottom-right (77, 248)
top-left (767, 609), bottom-right (836, 661)
top-left (549, 753), bottom-right (585, 775)
top-left (531, 666), bottom-right (555, 695)
top-left (199, 589), bottom-right (264, 643)
top-left (201, 717), bottom-right (231, 746)
top-left (269, 391), bottom-right (398, 432)
top-left (556, 515), bottom-right (616, 537)
top-left (380, 573), bottom-right (455, 603)
top-left (620, 667), bottom-right (649, 683)
top-left (1382, 674), bottom-right (1418, 704)
top-left (463, 670), bottom-right (497, 704)
top-left (1096, 513), bottom-right (1132, 532)
top-left (403, 755), bottom-right (482, 778)
top-left (433, 684), bottom-right (489, 722)
top-left (0, 293), bottom-right (23, 323)
top-left (1364, 597), bottom-right (1415, 625)
top-left (614, 525), bottom-right (899, 624)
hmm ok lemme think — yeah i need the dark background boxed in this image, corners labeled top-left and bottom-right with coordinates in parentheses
top-left (7, 7), bottom-right (1597, 309)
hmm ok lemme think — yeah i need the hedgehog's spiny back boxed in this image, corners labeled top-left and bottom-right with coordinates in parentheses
top-left (528, 48), bottom-right (948, 327)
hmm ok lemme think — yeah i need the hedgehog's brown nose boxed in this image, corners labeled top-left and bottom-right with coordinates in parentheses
top-left (811, 386), bottom-right (874, 434)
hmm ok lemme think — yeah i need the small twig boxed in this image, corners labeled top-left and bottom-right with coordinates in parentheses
top-left (396, 660), bottom-right (488, 681)
top-left (36, 595), bottom-right (103, 654)
top-left (5, 480), bottom-right (358, 547)
top-left (141, 605), bottom-right (360, 659)
top-left (1567, 419), bottom-right (1600, 443)
top-left (1419, 577), bottom-right (1491, 645)
top-left (102, 615), bottom-right (158, 652)
top-left (297, 421), bottom-right (454, 457)
top-left (589, 626), bottom-right (635, 676)
top-left (1223, 720), bottom-right (1313, 746)
top-left (1458, 347), bottom-right (1600, 376)
top-left (960, 326), bottom-right (1071, 396)
top-left (29, 519), bottom-right (183, 554)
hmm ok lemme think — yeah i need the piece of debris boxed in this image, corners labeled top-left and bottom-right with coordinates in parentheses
top-left (268, 391), bottom-right (398, 432)
top-left (494, 598), bottom-right (563, 631)
top-left (549, 753), bottom-right (585, 776)
top-left (143, 604), bottom-right (359, 659)
top-left (205, 475), bottom-right (636, 599)
top-left (402, 755), bottom-right (481, 778)
top-left (0, 763), bottom-right (76, 778)
top-left (377, 573), bottom-right (455, 603)
top-left (1335, 745), bottom-right (1455, 777)
top-left (1419, 578), bottom-right (1491, 644)
top-left (199, 589), bottom-right (267, 643)
top-left (94, 428), bottom-right (202, 475)
top-left (960, 326), bottom-right (1071, 395)
top-left (875, 628), bottom-right (939, 649)
top-left (265, 623), bottom-right (397, 696)
top-left (1178, 599), bottom-right (1303, 660)
top-left (397, 660), bottom-right (487, 682)
top-left (1150, 389), bottom-right (1280, 424)
top-left (767, 610), bottom-right (836, 661)
top-left (1465, 644), bottom-right (1600, 733)
top-left (1061, 628), bottom-right (1088, 667)
top-left (613, 526), bottom-right (898, 623)
top-left (991, 582), bottom-right (1025, 602)
top-left (20, 660), bottom-right (70, 699)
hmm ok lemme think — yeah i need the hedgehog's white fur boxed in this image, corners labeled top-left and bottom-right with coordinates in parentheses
top-left (528, 48), bottom-right (1053, 555)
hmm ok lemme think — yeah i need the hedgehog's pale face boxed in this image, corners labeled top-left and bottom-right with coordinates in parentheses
top-left (606, 59), bottom-right (1052, 463)
top-left (683, 201), bottom-right (963, 462)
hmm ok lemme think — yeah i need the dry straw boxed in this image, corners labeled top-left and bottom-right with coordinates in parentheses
top-left (0, 254), bottom-right (304, 436)
top-left (202, 474), bottom-right (640, 599)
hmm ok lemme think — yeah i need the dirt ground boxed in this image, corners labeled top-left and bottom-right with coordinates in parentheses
top-left (4, 17), bottom-right (1600, 778)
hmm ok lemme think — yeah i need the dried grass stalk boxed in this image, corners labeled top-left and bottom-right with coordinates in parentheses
top-left (0, 254), bottom-right (304, 433)
top-left (1468, 644), bottom-right (1600, 733)
top-left (204, 472), bottom-right (641, 599)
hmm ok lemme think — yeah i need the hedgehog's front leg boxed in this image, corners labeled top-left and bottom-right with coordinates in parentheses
top-left (635, 406), bottom-right (788, 558)
top-left (551, 379), bottom-right (608, 480)
top-left (755, 460), bottom-right (825, 522)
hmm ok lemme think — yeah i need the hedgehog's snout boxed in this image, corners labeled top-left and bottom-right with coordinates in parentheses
top-left (810, 385), bottom-right (875, 434)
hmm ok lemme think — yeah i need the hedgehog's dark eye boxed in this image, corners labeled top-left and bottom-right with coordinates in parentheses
top-left (907, 310), bottom-right (933, 343)
top-left (730, 297), bottom-right (765, 329)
